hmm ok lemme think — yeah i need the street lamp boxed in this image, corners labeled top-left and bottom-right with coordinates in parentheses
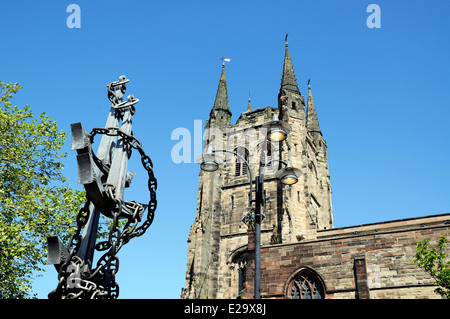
top-left (197, 146), bottom-right (253, 208)
top-left (263, 113), bottom-right (291, 143)
top-left (198, 145), bottom-right (223, 172)
top-left (200, 160), bottom-right (219, 172)
top-left (275, 160), bottom-right (302, 185)
top-left (198, 121), bottom-right (302, 299)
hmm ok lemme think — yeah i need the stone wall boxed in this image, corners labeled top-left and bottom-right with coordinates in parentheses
top-left (242, 214), bottom-right (450, 299)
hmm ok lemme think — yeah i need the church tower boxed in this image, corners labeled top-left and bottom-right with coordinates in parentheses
top-left (182, 40), bottom-right (333, 299)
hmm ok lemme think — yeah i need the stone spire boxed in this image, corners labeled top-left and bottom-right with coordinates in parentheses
top-left (247, 91), bottom-right (252, 112)
top-left (306, 81), bottom-right (322, 137)
top-left (280, 41), bottom-right (300, 95)
top-left (210, 63), bottom-right (232, 119)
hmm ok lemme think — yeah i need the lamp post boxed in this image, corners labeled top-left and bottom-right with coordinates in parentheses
top-left (198, 115), bottom-right (301, 299)
top-left (253, 159), bottom-right (301, 299)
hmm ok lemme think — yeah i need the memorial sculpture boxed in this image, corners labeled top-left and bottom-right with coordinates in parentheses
top-left (47, 76), bottom-right (157, 299)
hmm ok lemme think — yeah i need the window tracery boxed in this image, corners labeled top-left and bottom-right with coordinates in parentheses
top-left (287, 268), bottom-right (324, 299)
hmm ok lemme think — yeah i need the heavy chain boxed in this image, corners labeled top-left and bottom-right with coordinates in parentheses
top-left (49, 76), bottom-right (156, 299)
top-left (49, 127), bottom-right (157, 299)
top-left (49, 200), bottom-right (95, 298)
top-left (91, 127), bottom-right (156, 298)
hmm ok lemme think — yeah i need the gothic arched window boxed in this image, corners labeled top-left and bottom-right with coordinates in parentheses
top-left (286, 268), bottom-right (325, 299)
top-left (234, 147), bottom-right (249, 177)
top-left (229, 248), bottom-right (248, 298)
top-left (258, 141), bottom-right (275, 171)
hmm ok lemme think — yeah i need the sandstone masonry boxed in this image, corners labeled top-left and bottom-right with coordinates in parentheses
top-left (181, 41), bottom-right (450, 299)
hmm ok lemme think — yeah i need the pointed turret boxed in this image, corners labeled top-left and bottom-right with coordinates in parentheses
top-left (210, 63), bottom-right (232, 120)
top-left (278, 38), bottom-right (304, 122)
top-left (280, 41), bottom-right (300, 95)
top-left (306, 81), bottom-right (322, 138)
top-left (247, 91), bottom-right (252, 112)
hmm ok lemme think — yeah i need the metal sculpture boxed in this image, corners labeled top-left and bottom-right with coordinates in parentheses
top-left (47, 75), bottom-right (157, 299)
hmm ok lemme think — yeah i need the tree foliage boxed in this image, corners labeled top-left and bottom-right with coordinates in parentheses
top-left (413, 235), bottom-right (450, 299)
top-left (0, 81), bottom-right (85, 298)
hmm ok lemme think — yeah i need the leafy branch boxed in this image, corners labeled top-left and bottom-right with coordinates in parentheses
top-left (413, 235), bottom-right (450, 298)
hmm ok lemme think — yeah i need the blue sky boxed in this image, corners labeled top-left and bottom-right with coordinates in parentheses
top-left (1, 0), bottom-right (449, 298)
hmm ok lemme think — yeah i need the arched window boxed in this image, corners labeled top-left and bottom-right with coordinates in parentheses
top-left (229, 247), bottom-right (248, 298)
top-left (258, 141), bottom-right (275, 171)
top-left (235, 147), bottom-right (249, 177)
top-left (308, 161), bottom-right (319, 193)
top-left (286, 268), bottom-right (325, 299)
top-left (238, 265), bottom-right (247, 296)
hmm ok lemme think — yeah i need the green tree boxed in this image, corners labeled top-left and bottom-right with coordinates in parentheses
top-left (413, 235), bottom-right (450, 298)
top-left (0, 81), bottom-right (85, 298)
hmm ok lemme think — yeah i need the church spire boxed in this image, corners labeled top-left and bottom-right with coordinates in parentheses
top-left (247, 90), bottom-right (252, 112)
top-left (306, 80), bottom-right (322, 137)
top-left (280, 40), bottom-right (300, 95)
top-left (210, 63), bottom-right (232, 119)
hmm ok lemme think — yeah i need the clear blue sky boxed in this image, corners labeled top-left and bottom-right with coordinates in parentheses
top-left (1, 0), bottom-right (449, 298)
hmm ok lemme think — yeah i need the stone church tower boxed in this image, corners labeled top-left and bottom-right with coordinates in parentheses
top-left (181, 41), bottom-right (450, 300)
top-left (181, 41), bottom-right (333, 299)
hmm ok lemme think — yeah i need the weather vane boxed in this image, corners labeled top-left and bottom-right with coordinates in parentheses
top-left (219, 57), bottom-right (231, 64)
top-left (47, 75), bottom-right (157, 299)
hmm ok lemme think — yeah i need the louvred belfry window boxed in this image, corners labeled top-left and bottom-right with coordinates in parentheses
top-left (234, 147), bottom-right (249, 177)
